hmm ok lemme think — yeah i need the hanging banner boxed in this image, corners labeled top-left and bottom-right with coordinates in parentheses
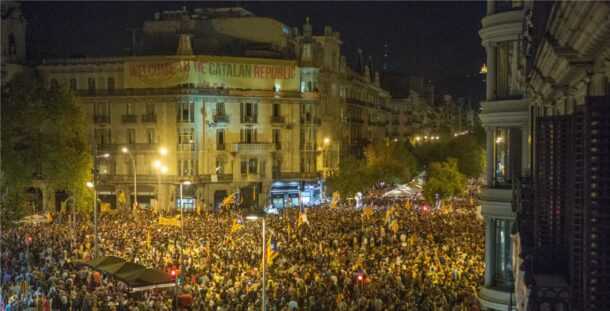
top-left (124, 55), bottom-right (300, 91)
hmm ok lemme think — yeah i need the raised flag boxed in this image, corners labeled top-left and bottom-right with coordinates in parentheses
top-left (45, 212), bottom-right (52, 223)
top-left (196, 201), bottom-right (201, 215)
top-left (363, 205), bottom-right (374, 218)
top-left (222, 192), bottom-right (238, 207)
top-left (146, 230), bottom-right (151, 248)
top-left (230, 217), bottom-right (244, 234)
top-left (260, 234), bottom-right (279, 269)
top-left (390, 219), bottom-right (399, 234)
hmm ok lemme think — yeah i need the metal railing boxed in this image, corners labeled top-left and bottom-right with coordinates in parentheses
top-left (141, 114), bottom-right (157, 123)
top-left (214, 115), bottom-right (229, 123)
top-left (94, 115), bottom-right (111, 123)
top-left (122, 115), bottom-right (137, 123)
top-left (231, 143), bottom-right (274, 152)
top-left (271, 116), bottom-right (285, 124)
top-left (241, 115), bottom-right (258, 123)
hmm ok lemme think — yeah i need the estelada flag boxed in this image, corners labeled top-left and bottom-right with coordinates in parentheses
top-left (222, 192), bottom-right (238, 207)
top-left (230, 217), bottom-right (244, 234)
top-left (260, 234), bottom-right (279, 269)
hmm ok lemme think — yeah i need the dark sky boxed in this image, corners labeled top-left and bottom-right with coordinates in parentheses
top-left (21, 1), bottom-right (486, 97)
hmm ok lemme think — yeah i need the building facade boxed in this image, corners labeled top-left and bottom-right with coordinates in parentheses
top-left (36, 7), bottom-right (392, 211)
top-left (478, 0), bottom-right (533, 309)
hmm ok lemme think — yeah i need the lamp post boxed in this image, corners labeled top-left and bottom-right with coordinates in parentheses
top-left (246, 211), bottom-right (267, 311)
top-left (122, 147), bottom-right (137, 212)
top-left (88, 153), bottom-right (109, 258)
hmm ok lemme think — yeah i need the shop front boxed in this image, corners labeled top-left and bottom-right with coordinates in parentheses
top-left (270, 180), bottom-right (323, 208)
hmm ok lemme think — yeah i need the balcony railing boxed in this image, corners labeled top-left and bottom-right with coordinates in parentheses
top-left (141, 114), bottom-right (156, 123)
top-left (214, 115), bottom-right (229, 123)
top-left (198, 174), bottom-right (233, 183)
top-left (122, 115), bottom-right (137, 123)
top-left (216, 143), bottom-right (225, 151)
top-left (300, 117), bottom-right (321, 125)
top-left (271, 116), bottom-right (285, 124)
top-left (177, 143), bottom-right (195, 152)
top-left (241, 115), bottom-right (257, 123)
top-left (231, 142), bottom-right (274, 152)
top-left (272, 172), bottom-right (322, 180)
top-left (94, 115), bottom-right (111, 123)
top-left (300, 143), bottom-right (316, 151)
top-left (98, 143), bottom-right (158, 152)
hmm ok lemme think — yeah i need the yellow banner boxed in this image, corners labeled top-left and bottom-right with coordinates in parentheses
top-left (158, 216), bottom-right (181, 227)
top-left (124, 56), bottom-right (300, 91)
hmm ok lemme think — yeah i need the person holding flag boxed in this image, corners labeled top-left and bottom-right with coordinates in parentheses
top-left (118, 190), bottom-right (127, 210)
top-left (230, 217), bottom-right (244, 234)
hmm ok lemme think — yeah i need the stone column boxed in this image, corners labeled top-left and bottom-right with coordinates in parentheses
top-left (486, 44), bottom-right (497, 101)
top-left (486, 126), bottom-right (496, 187)
top-left (484, 217), bottom-right (494, 286)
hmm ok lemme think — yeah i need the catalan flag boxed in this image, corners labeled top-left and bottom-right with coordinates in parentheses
top-left (297, 206), bottom-right (309, 227)
top-left (261, 234), bottom-right (279, 269)
top-left (363, 205), bottom-right (374, 218)
top-left (45, 212), bottom-right (53, 224)
top-left (196, 201), bottom-right (201, 215)
top-left (222, 192), bottom-right (238, 207)
top-left (230, 217), bottom-right (244, 234)
top-left (118, 191), bottom-right (127, 205)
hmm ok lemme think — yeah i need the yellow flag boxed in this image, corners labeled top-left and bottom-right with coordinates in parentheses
top-left (390, 219), bottom-right (399, 234)
top-left (146, 230), bottom-right (151, 248)
top-left (196, 202), bottom-right (201, 215)
top-left (45, 212), bottom-right (52, 223)
top-left (118, 191), bottom-right (127, 204)
top-left (363, 206), bottom-right (374, 218)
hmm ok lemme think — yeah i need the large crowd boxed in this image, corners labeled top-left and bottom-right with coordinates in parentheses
top-left (1, 186), bottom-right (484, 311)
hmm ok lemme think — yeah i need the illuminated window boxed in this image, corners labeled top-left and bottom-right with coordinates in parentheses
top-left (494, 127), bottom-right (521, 187)
top-left (178, 158), bottom-right (195, 176)
top-left (215, 160), bottom-right (224, 175)
top-left (177, 101), bottom-right (194, 123)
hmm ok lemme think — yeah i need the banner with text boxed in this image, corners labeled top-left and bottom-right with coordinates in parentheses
top-left (124, 56), bottom-right (300, 91)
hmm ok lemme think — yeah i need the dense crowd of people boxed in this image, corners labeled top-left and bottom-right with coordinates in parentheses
top-left (1, 186), bottom-right (484, 310)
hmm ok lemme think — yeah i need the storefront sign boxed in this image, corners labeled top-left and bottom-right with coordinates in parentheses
top-left (124, 56), bottom-right (300, 91)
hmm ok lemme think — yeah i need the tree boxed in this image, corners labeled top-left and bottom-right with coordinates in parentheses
top-left (422, 158), bottom-right (467, 203)
top-left (326, 156), bottom-right (372, 198)
top-left (413, 133), bottom-right (485, 179)
top-left (1, 73), bottom-right (92, 220)
top-left (363, 140), bottom-right (419, 185)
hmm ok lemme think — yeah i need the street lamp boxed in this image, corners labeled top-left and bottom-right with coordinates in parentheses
top-left (246, 211), bottom-right (268, 311)
top-left (122, 147), bottom-right (137, 211)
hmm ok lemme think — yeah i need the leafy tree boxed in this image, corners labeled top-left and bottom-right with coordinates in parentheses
top-left (1, 73), bottom-right (92, 220)
top-left (422, 158), bottom-right (467, 203)
top-left (326, 156), bottom-right (372, 198)
top-left (413, 133), bottom-right (485, 178)
top-left (363, 140), bottom-right (418, 184)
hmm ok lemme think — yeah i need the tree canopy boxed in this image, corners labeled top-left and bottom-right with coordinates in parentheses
top-left (413, 133), bottom-right (485, 178)
top-left (422, 158), bottom-right (467, 203)
top-left (1, 73), bottom-right (92, 219)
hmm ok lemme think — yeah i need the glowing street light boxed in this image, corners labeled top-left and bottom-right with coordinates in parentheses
top-left (86, 181), bottom-right (94, 188)
top-left (160, 147), bottom-right (168, 155)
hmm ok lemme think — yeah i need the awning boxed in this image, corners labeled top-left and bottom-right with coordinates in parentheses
top-left (82, 256), bottom-right (173, 290)
top-left (83, 256), bottom-right (126, 270)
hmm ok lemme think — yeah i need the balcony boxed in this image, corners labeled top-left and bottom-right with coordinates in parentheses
top-left (300, 117), bottom-right (321, 125)
top-left (177, 143), bottom-right (195, 152)
top-left (213, 115), bottom-right (229, 124)
top-left (94, 115), bottom-right (111, 123)
top-left (274, 142), bottom-right (282, 150)
top-left (98, 143), bottom-right (158, 152)
top-left (271, 116), bottom-right (285, 124)
top-left (216, 143), bottom-right (225, 151)
top-left (231, 142), bottom-right (274, 152)
top-left (241, 115), bottom-right (258, 124)
top-left (272, 172), bottom-right (322, 180)
top-left (347, 117), bottom-right (364, 125)
top-left (300, 143), bottom-right (316, 151)
top-left (198, 174), bottom-right (233, 183)
top-left (122, 115), bottom-right (137, 123)
top-left (141, 114), bottom-right (156, 123)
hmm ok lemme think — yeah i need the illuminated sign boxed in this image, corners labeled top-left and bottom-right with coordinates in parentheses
top-left (124, 55), bottom-right (300, 91)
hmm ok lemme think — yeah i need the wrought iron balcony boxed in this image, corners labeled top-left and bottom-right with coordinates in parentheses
top-left (241, 115), bottom-right (257, 123)
top-left (271, 116), bottom-right (285, 124)
top-left (231, 142), bottom-right (274, 152)
top-left (141, 114), bottom-right (156, 123)
top-left (94, 115), bottom-right (111, 123)
top-left (122, 115), bottom-right (137, 123)
top-left (214, 115), bottom-right (229, 123)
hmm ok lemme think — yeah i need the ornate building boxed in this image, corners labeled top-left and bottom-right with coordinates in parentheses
top-left (478, 0), bottom-right (532, 309)
top-left (36, 7), bottom-right (391, 211)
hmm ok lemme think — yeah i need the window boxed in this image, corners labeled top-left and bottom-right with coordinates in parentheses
top-left (69, 78), bottom-right (77, 91)
top-left (127, 129), bottom-right (136, 144)
top-left (217, 129), bottom-right (225, 145)
top-left (88, 78), bottom-right (96, 94)
top-left (216, 102), bottom-right (225, 116)
top-left (272, 103), bottom-right (280, 117)
top-left (177, 128), bottom-right (194, 150)
top-left (496, 41), bottom-right (520, 99)
top-left (240, 102), bottom-right (258, 122)
top-left (241, 161), bottom-right (247, 175)
top-left (8, 33), bottom-right (16, 56)
top-left (273, 129), bottom-right (281, 144)
top-left (259, 160), bottom-right (266, 177)
top-left (95, 128), bottom-right (111, 145)
top-left (146, 103), bottom-right (155, 116)
top-left (146, 129), bottom-right (155, 144)
top-left (127, 103), bottom-right (135, 116)
top-left (241, 128), bottom-right (257, 143)
top-left (178, 159), bottom-right (195, 177)
top-left (177, 101), bottom-right (195, 123)
top-left (494, 127), bottom-right (521, 187)
top-left (215, 160), bottom-right (224, 175)
top-left (95, 102), bottom-right (109, 118)
top-left (249, 158), bottom-right (258, 174)
top-left (107, 78), bottom-right (115, 93)
top-left (493, 218), bottom-right (514, 289)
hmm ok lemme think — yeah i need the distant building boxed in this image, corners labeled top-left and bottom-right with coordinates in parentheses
top-left (36, 8), bottom-right (391, 211)
top-left (1, 1), bottom-right (30, 84)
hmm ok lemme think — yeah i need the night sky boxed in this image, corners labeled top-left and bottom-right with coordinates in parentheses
top-left (21, 1), bottom-right (486, 98)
